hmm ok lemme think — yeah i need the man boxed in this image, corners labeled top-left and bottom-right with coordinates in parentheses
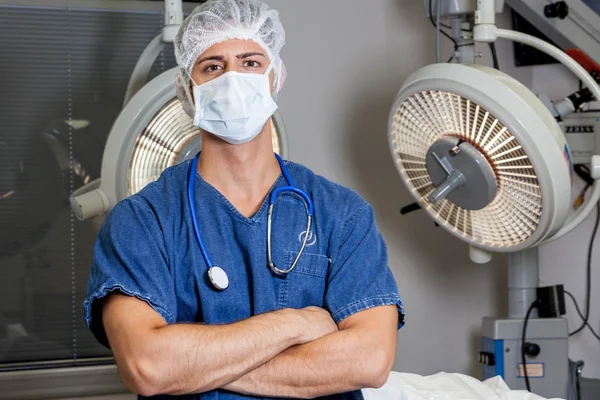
top-left (84, 0), bottom-right (405, 399)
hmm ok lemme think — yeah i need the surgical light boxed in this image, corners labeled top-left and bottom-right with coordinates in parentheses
top-left (393, 1), bottom-right (600, 397)
top-left (390, 64), bottom-right (563, 254)
top-left (70, 0), bottom-right (288, 222)
top-left (393, 3), bottom-right (600, 260)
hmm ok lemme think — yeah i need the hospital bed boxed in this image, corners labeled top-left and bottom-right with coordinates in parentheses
top-left (363, 372), bottom-right (563, 400)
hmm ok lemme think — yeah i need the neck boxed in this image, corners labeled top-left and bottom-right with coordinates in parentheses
top-left (197, 121), bottom-right (281, 217)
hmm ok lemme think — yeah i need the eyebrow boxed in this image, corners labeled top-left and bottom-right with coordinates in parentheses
top-left (236, 52), bottom-right (266, 59)
top-left (196, 55), bottom-right (225, 65)
top-left (195, 52), bottom-right (266, 65)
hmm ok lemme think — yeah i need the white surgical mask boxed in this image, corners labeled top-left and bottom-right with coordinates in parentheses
top-left (191, 61), bottom-right (278, 145)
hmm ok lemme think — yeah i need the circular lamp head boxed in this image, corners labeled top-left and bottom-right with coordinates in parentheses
top-left (388, 63), bottom-right (573, 252)
top-left (100, 67), bottom-right (288, 207)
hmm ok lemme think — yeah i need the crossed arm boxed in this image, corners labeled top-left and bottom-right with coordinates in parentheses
top-left (103, 294), bottom-right (398, 398)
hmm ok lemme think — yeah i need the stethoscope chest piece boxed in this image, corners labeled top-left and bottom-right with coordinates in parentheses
top-left (208, 266), bottom-right (229, 291)
top-left (188, 152), bottom-right (313, 292)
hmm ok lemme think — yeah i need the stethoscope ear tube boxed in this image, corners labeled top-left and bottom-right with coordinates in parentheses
top-left (267, 212), bottom-right (312, 276)
top-left (190, 152), bottom-right (315, 289)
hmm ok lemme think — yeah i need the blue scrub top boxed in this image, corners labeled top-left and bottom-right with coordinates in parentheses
top-left (84, 159), bottom-right (405, 400)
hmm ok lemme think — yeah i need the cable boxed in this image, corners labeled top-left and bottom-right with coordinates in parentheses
top-left (574, 165), bottom-right (593, 209)
top-left (429, 0), bottom-right (458, 48)
top-left (434, 20), bottom-right (472, 32)
top-left (570, 202), bottom-right (600, 336)
top-left (566, 291), bottom-right (585, 329)
top-left (428, 1), bottom-right (479, 64)
top-left (436, 0), bottom-right (442, 63)
top-left (575, 165), bottom-right (593, 182)
top-left (427, 0), bottom-right (472, 32)
top-left (489, 42), bottom-right (499, 69)
top-left (521, 300), bottom-right (539, 392)
top-left (447, 43), bottom-right (474, 63)
top-left (567, 359), bottom-right (585, 400)
top-left (565, 290), bottom-right (600, 341)
top-left (428, 1), bottom-right (478, 64)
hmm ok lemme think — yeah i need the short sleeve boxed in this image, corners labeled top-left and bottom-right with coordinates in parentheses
top-left (324, 203), bottom-right (405, 329)
top-left (83, 198), bottom-right (176, 348)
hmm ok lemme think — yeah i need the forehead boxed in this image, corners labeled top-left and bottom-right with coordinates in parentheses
top-left (198, 38), bottom-right (268, 58)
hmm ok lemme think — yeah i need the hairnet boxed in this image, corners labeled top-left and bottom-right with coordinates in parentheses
top-left (174, 0), bottom-right (286, 119)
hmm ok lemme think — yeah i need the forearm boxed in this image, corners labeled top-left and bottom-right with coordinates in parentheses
top-left (223, 326), bottom-right (390, 398)
top-left (109, 308), bottom-right (303, 396)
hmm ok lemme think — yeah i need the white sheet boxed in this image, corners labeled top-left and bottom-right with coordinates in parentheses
top-left (362, 371), bottom-right (565, 400)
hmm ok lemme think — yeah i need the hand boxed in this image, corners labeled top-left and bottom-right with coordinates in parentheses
top-left (295, 307), bottom-right (338, 344)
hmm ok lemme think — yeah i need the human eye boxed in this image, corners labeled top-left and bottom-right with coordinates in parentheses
top-left (243, 60), bottom-right (261, 68)
top-left (204, 64), bottom-right (224, 73)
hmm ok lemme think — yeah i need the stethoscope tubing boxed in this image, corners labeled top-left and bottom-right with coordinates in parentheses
top-left (188, 152), bottom-right (314, 289)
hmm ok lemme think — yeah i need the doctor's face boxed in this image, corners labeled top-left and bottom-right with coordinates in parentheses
top-left (190, 39), bottom-right (275, 89)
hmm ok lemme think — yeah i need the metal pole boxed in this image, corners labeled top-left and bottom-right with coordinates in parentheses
top-left (451, 18), bottom-right (475, 64)
top-left (507, 248), bottom-right (539, 319)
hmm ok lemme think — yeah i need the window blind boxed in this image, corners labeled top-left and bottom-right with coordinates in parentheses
top-left (0, 3), bottom-right (177, 369)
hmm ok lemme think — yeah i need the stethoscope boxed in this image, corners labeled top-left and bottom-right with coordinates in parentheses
top-left (187, 152), bottom-right (314, 291)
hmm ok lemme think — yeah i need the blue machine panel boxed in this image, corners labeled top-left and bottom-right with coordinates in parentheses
top-left (482, 337), bottom-right (504, 379)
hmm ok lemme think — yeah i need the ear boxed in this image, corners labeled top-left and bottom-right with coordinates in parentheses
top-left (174, 69), bottom-right (196, 119)
top-left (269, 69), bottom-right (277, 95)
top-left (277, 61), bottom-right (287, 92)
top-left (189, 81), bottom-right (194, 103)
top-left (270, 61), bottom-right (287, 98)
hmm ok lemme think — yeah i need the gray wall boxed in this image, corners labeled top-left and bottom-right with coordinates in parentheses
top-left (271, 0), bottom-right (524, 378)
top-left (534, 64), bottom-right (600, 379)
top-left (6, 1), bottom-right (594, 397)
top-left (56, 0), bottom-right (597, 390)
top-left (270, 0), bottom-right (600, 380)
